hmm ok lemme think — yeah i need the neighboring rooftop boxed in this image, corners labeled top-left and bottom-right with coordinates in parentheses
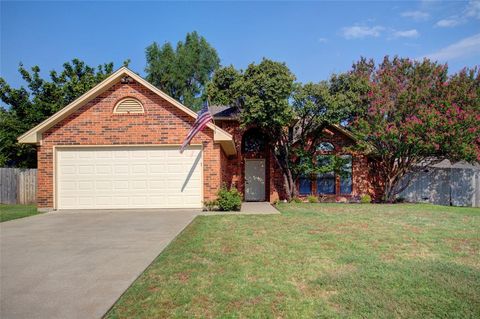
top-left (209, 105), bottom-right (239, 120)
top-left (430, 159), bottom-right (480, 170)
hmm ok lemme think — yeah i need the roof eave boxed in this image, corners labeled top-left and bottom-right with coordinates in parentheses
top-left (17, 67), bottom-right (236, 155)
top-left (17, 67), bottom-right (128, 144)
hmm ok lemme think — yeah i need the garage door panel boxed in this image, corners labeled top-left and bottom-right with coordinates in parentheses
top-left (113, 180), bottom-right (129, 190)
top-left (78, 181), bottom-right (93, 190)
top-left (114, 165), bottom-right (129, 174)
top-left (131, 180), bottom-right (147, 190)
top-left (149, 164), bottom-right (166, 174)
top-left (78, 165), bottom-right (95, 175)
top-left (59, 165), bottom-right (76, 175)
top-left (95, 152), bottom-right (113, 159)
top-left (57, 147), bottom-right (202, 209)
top-left (78, 197), bottom-right (93, 206)
top-left (148, 180), bottom-right (165, 190)
top-left (96, 165), bottom-right (112, 175)
top-left (131, 150), bottom-right (147, 158)
top-left (96, 196), bottom-right (113, 206)
top-left (95, 181), bottom-right (112, 190)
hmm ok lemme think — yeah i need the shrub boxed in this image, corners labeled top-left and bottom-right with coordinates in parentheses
top-left (307, 195), bottom-right (319, 203)
top-left (360, 194), bottom-right (372, 204)
top-left (217, 186), bottom-right (242, 211)
top-left (318, 195), bottom-right (329, 203)
top-left (291, 197), bottom-right (303, 203)
top-left (203, 199), bottom-right (218, 211)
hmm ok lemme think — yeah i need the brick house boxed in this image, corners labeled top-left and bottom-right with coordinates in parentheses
top-left (19, 67), bottom-right (377, 211)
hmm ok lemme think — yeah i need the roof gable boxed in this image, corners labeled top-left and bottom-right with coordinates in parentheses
top-left (17, 67), bottom-right (236, 155)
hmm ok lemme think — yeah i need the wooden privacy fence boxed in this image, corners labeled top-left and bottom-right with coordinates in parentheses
top-left (0, 168), bottom-right (37, 204)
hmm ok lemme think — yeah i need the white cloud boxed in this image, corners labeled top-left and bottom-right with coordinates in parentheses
top-left (401, 11), bottom-right (430, 21)
top-left (317, 37), bottom-right (328, 43)
top-left (436, 18), bottom-right (461, 27)
top-left (423, 33), bottom-right (480, 61)
top-left (465, 0), bottom-right (480, 19)
top-left (435, 0), bottom-right (480, 28)
top-left (393, 29), bottom-right (420, 38)
top-left (341, 26), bottom-right (384, 39)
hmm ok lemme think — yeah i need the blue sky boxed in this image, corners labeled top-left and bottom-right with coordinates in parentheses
top-left (1, 1), bottom-right (479, 88)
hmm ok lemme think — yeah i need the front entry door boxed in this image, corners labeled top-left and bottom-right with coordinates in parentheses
top-left (245, 159), bottom-right (266, 201)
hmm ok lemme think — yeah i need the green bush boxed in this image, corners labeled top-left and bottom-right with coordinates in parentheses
top-left (203, 199), bottom-right (218, 211)
top-left (307, 195), bottom-right (319, 203)
top-left (360, 194), bottom-right (372, 204)
top-left (217, 186), bottom-right (242, 211)
top-left (291, 197), bottom-right (303, 203)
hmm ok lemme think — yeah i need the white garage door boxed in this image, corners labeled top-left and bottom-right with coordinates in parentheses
top-left (56, 146), bottom-right (202, 209)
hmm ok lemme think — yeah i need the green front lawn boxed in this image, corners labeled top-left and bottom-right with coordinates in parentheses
top-left (107, 204), bottom-right (480, 318)
top-left (0, 204), bottom-right (39, 222)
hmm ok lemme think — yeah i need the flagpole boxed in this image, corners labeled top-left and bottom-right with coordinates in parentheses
top-left (207, 97), bottom-right (216, 135)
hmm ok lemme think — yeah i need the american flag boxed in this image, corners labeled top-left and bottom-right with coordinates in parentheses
top-left (180, 101), bottom-right (213, 153)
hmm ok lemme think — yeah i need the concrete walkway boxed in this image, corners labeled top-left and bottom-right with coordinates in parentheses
top-left (201, 201), bottom-right (280, 215)
top-left (0, 209), bottom-right (199, 319)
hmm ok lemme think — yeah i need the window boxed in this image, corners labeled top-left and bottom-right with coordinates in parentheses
top-left (299, 177), bottom-right (311, 195)
top-left (316, 155), bottom-right (335, 194)
top-left (242, 129), bottom-right (265, 153)
top-left (317, 142), bottom-right (334, 152)
top-left (113, 97), bottom-right (144, 114)
top-left (340, 155), bottom-right (353, 194)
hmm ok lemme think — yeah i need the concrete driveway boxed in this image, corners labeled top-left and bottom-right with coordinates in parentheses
top-left (0, 209), bottom-right (199, 319)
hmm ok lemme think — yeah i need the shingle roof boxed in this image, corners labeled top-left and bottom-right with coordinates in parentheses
top-left (209, 105), bottom-right (239, 120)
top-left (430, 159), bottom-right (480, 170)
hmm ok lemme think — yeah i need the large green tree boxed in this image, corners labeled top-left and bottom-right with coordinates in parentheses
top-left (351, 57), bottom-right (480, 202)
top-left (208, 59), bottom-right (355, 199)
top-left (145, 31), bottom-right (220, 110)
top-left (0, 59), bottom-right (125, 167)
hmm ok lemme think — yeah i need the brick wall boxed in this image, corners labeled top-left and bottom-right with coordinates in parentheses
top-left (217, 121), bottom-right (377, 202)
top-left (37, 80), bottom-right (221, 209)
top-left (216, 120), bottom-right (244, 192)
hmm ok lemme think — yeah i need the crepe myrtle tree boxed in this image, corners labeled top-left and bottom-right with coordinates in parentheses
top-left (351, 56), bottom-right (480, 202)
top-left (208, 59), bottom-right (356, 200)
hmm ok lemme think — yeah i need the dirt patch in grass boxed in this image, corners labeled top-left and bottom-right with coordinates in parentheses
top-left (176, 271), bottom-right (190, 283)
top-left (446, 237), bottom-right (480, 256)
top-left (228, 296), bottom-right (263, 310)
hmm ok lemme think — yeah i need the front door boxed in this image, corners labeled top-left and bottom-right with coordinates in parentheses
top-left (245, 159), bottom-right (266, 201)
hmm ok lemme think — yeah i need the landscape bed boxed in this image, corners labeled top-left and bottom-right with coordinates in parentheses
top-left (107, 203), bottom-right (480, 318)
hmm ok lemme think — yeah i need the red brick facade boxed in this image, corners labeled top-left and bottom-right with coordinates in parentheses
top-left (216, 121), bottom-right (286, 202)
top-left (217, 123), bottom-right (378, 203)
top-left (37, 80), bottom-right (222, 209)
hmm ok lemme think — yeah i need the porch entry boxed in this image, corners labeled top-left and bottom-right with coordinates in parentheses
top-left (245, 159), bottom-right (266, 201)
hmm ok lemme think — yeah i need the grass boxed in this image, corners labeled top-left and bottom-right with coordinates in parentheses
top-left (0, 204), bottom-right (39, 222)
top-left (106, 203), bottom-right (480, 318)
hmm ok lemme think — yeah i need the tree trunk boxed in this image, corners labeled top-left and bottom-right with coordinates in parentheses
top-left (272, 150), bottom-right (297, 201)
top-left (281, 168), bottom-right (297, 201)
top-left (383, 178), bottom-right (396, 203)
